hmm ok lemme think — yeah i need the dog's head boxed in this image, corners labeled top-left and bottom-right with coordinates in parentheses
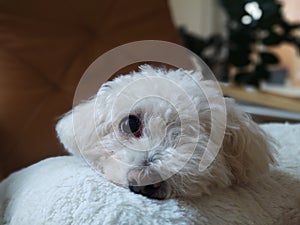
top-left (56, 65), bottom-right (275, 199)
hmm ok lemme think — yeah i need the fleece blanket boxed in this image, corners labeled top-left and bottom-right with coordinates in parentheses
top-left (0, 123), bottom-right (300, 225)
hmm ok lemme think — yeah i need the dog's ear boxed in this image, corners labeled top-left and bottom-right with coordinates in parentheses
top-left (222, 99), bottom-right (276, 183)
top-left (56, 99), bottom-right (96, 155)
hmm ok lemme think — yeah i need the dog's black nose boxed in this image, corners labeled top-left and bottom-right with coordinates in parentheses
top-left (127, 167), bottom-right (165, 199)
top-left (129, 182), bottom-right (162, 198)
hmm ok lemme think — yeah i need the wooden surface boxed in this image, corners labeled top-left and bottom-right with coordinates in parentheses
top-left (221, 84), bottom-right (300, 113)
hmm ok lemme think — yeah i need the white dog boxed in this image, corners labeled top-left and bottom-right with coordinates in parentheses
top-left (56, 65), bottom-right (275, 200)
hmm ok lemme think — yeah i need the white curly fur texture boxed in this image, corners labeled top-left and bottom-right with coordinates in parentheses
top-left (56, 65), bottom-right (275, 199)
top-left (1, 124), bottom-right (300, 225)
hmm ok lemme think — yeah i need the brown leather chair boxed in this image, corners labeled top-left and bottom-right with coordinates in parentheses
top-left (0, 0), bottom-right (181, 180)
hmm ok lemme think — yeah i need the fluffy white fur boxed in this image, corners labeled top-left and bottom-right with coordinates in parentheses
top-left (56, 65), bottom-right (275, 199)
top-left (1, 124), bottom-right (300, 225)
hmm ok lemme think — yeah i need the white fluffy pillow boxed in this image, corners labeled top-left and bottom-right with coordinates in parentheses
top-left (0, 124), bottom-right (300, 225)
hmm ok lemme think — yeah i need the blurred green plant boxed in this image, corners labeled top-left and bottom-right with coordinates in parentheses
top-left (219, 0), bottom-right (300, 87)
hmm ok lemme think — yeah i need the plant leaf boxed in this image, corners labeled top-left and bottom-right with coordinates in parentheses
top-left (262, 32), bottom-right (284, 45)
top-left (260, 52), bottom-right (279, 64)
top-left (229, 52), bottom-right (251, 67)
top-left (234, 72), bottom-right (259, 87)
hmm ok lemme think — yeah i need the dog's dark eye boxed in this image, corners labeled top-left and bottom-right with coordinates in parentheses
top-left (119, 115), bottom-right (142, 138)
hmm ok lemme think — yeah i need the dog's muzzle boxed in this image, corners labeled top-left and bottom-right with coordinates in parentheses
top-left (127, 167), bottom-right (167, 200)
